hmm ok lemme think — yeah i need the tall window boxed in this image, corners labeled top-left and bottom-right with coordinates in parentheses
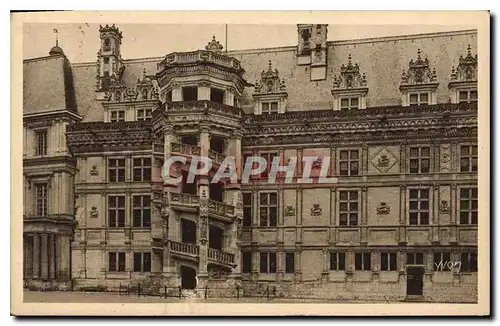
top-left (133, 158), bottom-right (151, 182)
top-left (260, 252), bottom-right (277, 274)
top-left (409, 92), bottom-right (429, 106)
top-left (339, 190), bottom-right (358, 226)
top-left (133, 195), bottom-right (151, 228)
top-left (210, 88), bottom-right (224, 104)
top-left (407, 252), bottom-right (424, 265)
top-left (109, 158), bottom-right (125, 182)
top-left (35, 184), bottom-right (48, 216)
top-left (108, 196), bottom-right (125, 227)
top-left (330, 252), bottom-right (346, 271)
top-left (285, 252), bottom-right (295, 274)
top-left (460, 252), bottom-right (478, 272)
top-left (340, 97), bottom-right (359, 111)
top-left (109, 252), bottom-right (126, 272)
top-left (381, 252), bottom-right (397, 271)
top-left (260, 152), bottom-right (277, 178)
top-left (433, 252), bottom-right (451, 271)
top-left (355, 253), bottom-right (371, 271)
top-left (182, 86), bottom-right (198, 101)
top-left (409, 189), bottom-right (429, 225)
top-left (460, 145), bottom-right (478, 172)
top-left (243, 193), bottom-right (252, 227)
top-left (339, 150), bottom-right (359, 176)
top-left (460, 188), bottom-right (478, 225)
top-left (110, 110), bottom-right (125, 122)
top-left (35, 130), bottom-right (47, 156)
top-left (133, 252), bottom-right (151, 272)
top-left (137, 109), bottom-right (152, 121)
top-left (459, 90), bottom-right (478, 103)
top-left (409, 147), bottom-right (430, 174)
top-left (259, 192), bottom-right (278, 227)
top-left (242, 252), bottom-right (252, 274)
top-left (262, 102), bottom-right (278, 114)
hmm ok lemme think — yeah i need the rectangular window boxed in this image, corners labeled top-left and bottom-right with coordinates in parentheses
top-left (242, 252), bottom-right (252, 274)
top-left (409, 189), bottom-right (430, 225)
top-left (35, 130), bottom-right (47, 156)
top-left (137, 109), bottom-right (152, 121)
top-left (340, 97), bottom-right (359, 110)
top-left (108, 196), bottom-right (125, 227)
top-left (380, 253), bottom-right (397, 271)
top-left (339, 150), bottom-right (359, 176)
top-left (133, 252), bottom-right (151, 272)
top-left (110, 110), bottom-right (125, 122)
top-left (259, 152), bottom-right (278, 178)
top-left (262, 102), bottom-right (279, 114)
top-left (409, 92), bottom-right (429, 106)
top-left (459, 90), bottom-right (478, 103)
top-left (108, 158), bottom-right (126, 182)
top-left (355, 253), bottom-right (371, 271)
top-left (35, 184), bottom-right (48, 217)
top-left (460, 188), bottom-right (478, 225)
top-left (409, 147), bottom-right (430, 174)
top-left (339, 190), bottom-right (358, 226)
top-left (259, 252), bottom-right (277, 274)
top-left (133, 157), bottom-right (151, 182)
top-left (243, 193), bottom-right (252, 227)
top-left (407, 252), bottom-right (424, 265)
top-left (182, 86), bottom-right (198, 101)
top-left (285, 253), bottom-right (295, 274)
top-left (460, 145), bottom-right (478, 172)
top-left (259, 192), bottom-right (278, 227)
top-left (109, 252), bottom-right (126, 272)
top-left (433, 252), bottom-right (451, 271)
top-left (210, 88), bottom-right (224, 104)
top-left (330, 252), bottom-right (346, 271)
top-left (461, 252), bottom-right (478, 272)
top-left (132, 195), bottom-right (151, 228)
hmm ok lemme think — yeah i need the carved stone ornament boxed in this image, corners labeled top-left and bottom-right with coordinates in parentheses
top-left (254, 60), bottom-right (287, 94)
top-left (200, 217), bottom-right (208, 244)
top-left (401, 49), bottom-right (437, 85)
top-left (450, 44), bottom-right (477, 82)
top-left (377, 202), bottom-right (390, 215)
top-left (285, 205), bottom-right (296, 217)
top-left (332, 54), bottom-right (367, 89)
top-left (439, 200), bottom-right (450, 213)
top-left (89, 165), bottom-right (99, 176)
top-left (377, 154), bottom-right (390, 168)
top-left (90, 206), bottom-right (99, 218)
top-left (208, 267), bottom-right (228, 280)
top-left (370, 147), bottom-right (398, 173)
top-left (310, 204), bottom-right (322, 216)
top-left (205, 35), bottom-right (224, 54)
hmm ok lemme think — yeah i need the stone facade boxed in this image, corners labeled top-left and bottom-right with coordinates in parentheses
top-left (23, 24), bottom-right (478, 302)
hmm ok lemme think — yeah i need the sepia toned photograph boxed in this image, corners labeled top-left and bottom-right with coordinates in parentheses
top-left (11, 11), bottom-right (490, 316)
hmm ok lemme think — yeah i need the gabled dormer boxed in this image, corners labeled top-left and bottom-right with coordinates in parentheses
top-left (399, 49), bottom-right (439, 106)
top-left (331, 54), bottom-right (368, 111)
top-left (253, 60), bottom-right (287, 115)
top-left (449, 44), bottom-right (478, 104)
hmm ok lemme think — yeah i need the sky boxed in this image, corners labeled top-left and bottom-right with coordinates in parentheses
top-left (23, 23), bottom-right (473, 63)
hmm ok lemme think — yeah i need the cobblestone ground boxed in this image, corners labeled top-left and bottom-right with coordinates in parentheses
top-left (23, 290), bottom-right (392, 303)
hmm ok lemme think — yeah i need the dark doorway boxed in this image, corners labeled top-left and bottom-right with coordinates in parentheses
top-left (209, 225), bottom-right (223, 250)
top-left (407, 266), bottom-right (424, 296)
top-left (210, 135), bottom-right (225, 153)
top-left (209, 183), bottom-right (223, 202)
top-left (181, 219), bottom-right (197, 244)
top-left (180, 266), bottom-right (197, 289)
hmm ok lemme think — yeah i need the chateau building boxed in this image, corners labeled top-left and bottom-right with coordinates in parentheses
top-left (23, 24), bottom-right (478, 302)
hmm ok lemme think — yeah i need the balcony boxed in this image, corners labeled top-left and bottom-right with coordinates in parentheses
top-left (158, 50), bottom-right (243, 73)
top-left (169, 241), bottom-right (199, 261)
top-left (170, 142), bottom-right (201, 156)
top-left (169, 194), bottom-right (236, 222)
top-left (207, 199), bottom-right (235, 220)
top-left (208, 247), bottom-right (236, 267)
top-left (170, 193), bottom-right (200, 213)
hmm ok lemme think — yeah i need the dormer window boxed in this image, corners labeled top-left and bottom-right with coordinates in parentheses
top-left (262, 102), bottom-right (279, 114)
top-left (459, 90), bottom-right (478, 103)
top-left (331, 54), bottom-right (368, 110)
top-left (400, 49), bottom-right (439, 106)
top-left (253, 60), bottom-right (288, 115)
top-left (137, 109), bottom-right (152, 121)
top-left (110, 110), bottom-right (125, 122)
top-left (449, 45), bottom-right (478, 104)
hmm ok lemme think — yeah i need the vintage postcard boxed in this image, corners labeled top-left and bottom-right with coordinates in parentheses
top-left (11, 11), bottom-right (490, 316)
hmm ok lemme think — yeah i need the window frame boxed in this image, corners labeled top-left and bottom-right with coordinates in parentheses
top-left (242, 251), bottom-right (252, 274)
top-left (340, 96), bottom-right (360, 111)
top-left (258, 191), bottom-right (278, 227)
top-left (354, 252), bottom-right (371, 271)
top-left (433, 252), bottom-right (452, 271)
top-left (35, 129), bottom-right (48, 156)
top-left (132, 194), bottom-right (151, 228)
top-left (409, 146), bottom-right (431, 174)
top-left (459, 144), bottom-right (478, 173)
top-left (458, 89), bottom-right (478, 103)
top-left (109, 109), bottom-right (125, 122)
top-left (133, 252), bottom-right (151, 273)
top-left (261, 101), bottom-right (279, 114)
top-left (108, 157), bottom-right (126, 183)
top-left (109, 252), bottom-right (126, 272)
top-left (408, 188), bottom-right (430, 225)
top-left (460, 252), bottom-right (478, 272)
top-left (242, 192), bottom-right (252, 227)
top-left (35, 183), bottom-right (48, 217)
top-left (407, 252), bottom-right (425, 265)
top-left (259, 252), bottom-right (277, 274)
top-left (459, 187), bottom-right (478, 225)
top-left (330, 252), bottom-right (346, 271)
top-left (408, 92), bottom-right (429, 106)
top-left (137, 108), bottom-right (152, 121)
top-left (380, 252), bottom-right (398, 271)
top-left (133, 157), bottom-right (152, 182)
top-left (338, 149), bottom-right (360, 176)
top-left (285, 252), bottom-right (295, 274)
top-left (338, 189), bottom-right (359, 226)
top-left (108, 195), bottom-right (126, 228)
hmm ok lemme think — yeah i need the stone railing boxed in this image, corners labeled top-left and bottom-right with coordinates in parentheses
top-left (166, 100), bottom-right (243, 118)
top-left (170, 142), bottom-right (201, 156)
top-left (208, 199), bottom-right (235, 216)
top-left (208, 247), bottom-right (235, 265)
top-left (170, 241), bottom-right (199, 257)
top-left (67, 120), bottom-right (151, 133)
top-left (208, 149), bottom-right (226, 165)
top-left (170, 193), bottom-right (200, 206)
top-left (158, 50), bottom-right (242, 72)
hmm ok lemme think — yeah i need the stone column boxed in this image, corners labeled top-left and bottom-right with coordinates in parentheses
top-left (54, 235), bottom-right (60, 279)
top-left (321, 248), bottom-right (329, 281)
top-left (224, 89), bottom-right (235, 106)
top-left (48, 234), bottom-right (56, 279)
top-left (294, 249), bottom-right (302, 281)
top-left (450, 184), bottom-right (458, 243)
top-left (59, 235), bottom-right (71, 278)
top-left (198, 83), bottom-right (210, 101)
top-left (171, 84), bottom-right (182, 102)
top-left (25, 235), bottom-right (34, 279)
top-left (40, 234), bottom-right (49, 279)
top-left (32, 234), bottom-right (40, 279)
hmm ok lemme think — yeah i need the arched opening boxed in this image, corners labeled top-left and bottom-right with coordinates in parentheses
top-left (180, 266), bottom-right (197, 289)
